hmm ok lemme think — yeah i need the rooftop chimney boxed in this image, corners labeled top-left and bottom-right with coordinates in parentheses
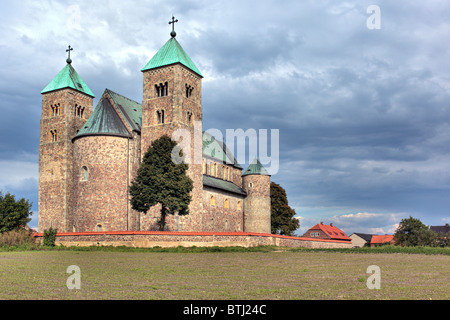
top-left (330, 223), bottom-right (333, 227)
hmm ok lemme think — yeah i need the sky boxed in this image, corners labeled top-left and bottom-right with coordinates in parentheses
top-left (0, 0), bottom-right (449, 236)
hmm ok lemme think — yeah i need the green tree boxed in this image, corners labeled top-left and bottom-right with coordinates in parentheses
top-left (129, 135), bottom-right (193, 231)
top-left (0, 191), bottom-right (33, 233)
top-left (270, 182), bottom-right (299, 236)
top-left (43, 227), bottom-right (58, 247)
top-left (393, 216), bottom-right (433, 246)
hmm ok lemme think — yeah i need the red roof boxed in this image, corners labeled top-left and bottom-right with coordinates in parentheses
top-left (309, 223), bottom-right (351, 241)
top-left (371, 235), bottom-right (394, 244)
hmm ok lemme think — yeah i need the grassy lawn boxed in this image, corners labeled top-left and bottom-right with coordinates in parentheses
top-left (0, 248), bottom-right (448, 300)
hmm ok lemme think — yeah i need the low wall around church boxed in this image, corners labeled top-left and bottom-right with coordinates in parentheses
top-left (33, 231), bottom-right (352, 249)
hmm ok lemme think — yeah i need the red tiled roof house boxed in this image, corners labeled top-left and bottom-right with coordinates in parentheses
top-left (302, 222), bottom-right (351, 242)
top-left (370, 235), bottom-right (394, 247)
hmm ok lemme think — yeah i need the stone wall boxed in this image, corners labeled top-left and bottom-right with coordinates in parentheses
top-left (33, 231), bottom-right (353, 249)
top-left (242, 175), bottom-right (271, 233)
top-left (202, 186), bottom-right (245, 232)
top-left (72, 135), bottom-right (131, 232)
top-left (203, 157), bottom-right (242, 188)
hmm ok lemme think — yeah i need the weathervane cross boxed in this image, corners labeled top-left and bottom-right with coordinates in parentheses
top-left (66, 45), bottom-right (73, 64)
top-left (169, 16), bottom-right (178, 37)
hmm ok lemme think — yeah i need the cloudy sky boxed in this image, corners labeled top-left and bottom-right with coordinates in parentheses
top-left (1, 0), bottom-right (449, 235)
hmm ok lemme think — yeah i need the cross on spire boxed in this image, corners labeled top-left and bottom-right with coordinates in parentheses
top-left (66, 45), bottom-right (73, 64)
top-left (169, 16), bottom-right (178, 38)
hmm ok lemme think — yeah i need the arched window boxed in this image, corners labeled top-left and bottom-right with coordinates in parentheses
top-left (50, 130), bottom-right (58, 142)
top-left (157, 110), bottom-right (165, 124)
top-left (51, 103), bottom-right (61, 117)
top-left (224, 199), bottom-right (229, 209)
top-left (237, 201), bottom-right (242, 211)
top-left (210, 195), bottom-right (216, 206)
top-left (155, 82), bottom-right (168, 97)
top-left (185, 84), bottom-right (194, 98)
top-left (81, 166), bottom-right (88, 181)
top-left (96, 224), bottom-right (103, 232)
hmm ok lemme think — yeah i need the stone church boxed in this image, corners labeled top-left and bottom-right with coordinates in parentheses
top-left (38, 24), bottom-right (271, 234)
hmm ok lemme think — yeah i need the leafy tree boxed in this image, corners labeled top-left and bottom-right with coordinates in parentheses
top-left (129, 135), bottom-right (193, 231)
top-left (393, 216), bottom-right (433, 246)
top-left (0, 191), bottom-right (33, 233)
top-left (270, 182), bottom-right (299, 236)
top-left (43, 227), bottom-right (58, 247)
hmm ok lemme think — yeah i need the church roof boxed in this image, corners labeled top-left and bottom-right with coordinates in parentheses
top-left (41, 63), bottom-right (95, 98)
top-left (141, 37), bottom-right (203, 77)
top-left (203, 131), bottom-right (242, 169)
top-left (242, 159), bottom-right (270, 176)
top-left (107, 89), bottom-right (142, 132)
top-left (74, 97), bottom-right (132, 140)
top-left (203, 175), bottom-right (246, 196)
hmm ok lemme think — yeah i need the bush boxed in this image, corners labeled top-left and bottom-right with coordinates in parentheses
top-left (43, 227), bottom-right (58, 247)
top-left (0, 229), bottom-right (35, 248)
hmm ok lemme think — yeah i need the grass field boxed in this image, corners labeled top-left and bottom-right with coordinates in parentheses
top-left (0, 247), bottom-right (449, 300)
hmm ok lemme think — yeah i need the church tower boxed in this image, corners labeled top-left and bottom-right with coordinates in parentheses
top-left (140, 18), bottom-right (203, 231)
top-left (38, 46), bottom-right (94, 232)
top-left (242, 159), bottom-right (271, 233)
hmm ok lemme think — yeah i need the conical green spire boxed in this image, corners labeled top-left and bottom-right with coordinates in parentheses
top-left (243, 159), bottom-right (271, 176)
top-left (41, 63), bottom-right (95, 98)
top-left (141, 37), bottom-right (203, 78)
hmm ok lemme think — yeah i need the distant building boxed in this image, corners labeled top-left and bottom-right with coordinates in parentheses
top-left (430, 223), bottom-right (450, 234)
top-left (350, 233), bottom-right (393, 247)
top-left (350, 233), bottom-right (372, 248)
top-left (302, 222), bottom-right (351, 242)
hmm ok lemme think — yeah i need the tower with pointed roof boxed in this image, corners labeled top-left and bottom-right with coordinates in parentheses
top-left (242, 159), bottom-right (271, 233)
top-left (140, 22), bottom-right (204, 231)
top-left (39, 49), bottom-right (94, 232)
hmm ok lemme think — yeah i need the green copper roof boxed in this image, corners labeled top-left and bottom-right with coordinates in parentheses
top-left (203, 132), bottom-right (242, 169)
top-left (141, 37), bottom-right (203, 77)
top-left (107, 89), bottom-right (142, 132)
top-left (243, 159), bottom-right (270, 176)
top-left (41, 63), bottom-right (95, 98)
top-left (74, 97), bottom-right (131, 140)
top-left (203, 175), bottom-right (246, 196)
